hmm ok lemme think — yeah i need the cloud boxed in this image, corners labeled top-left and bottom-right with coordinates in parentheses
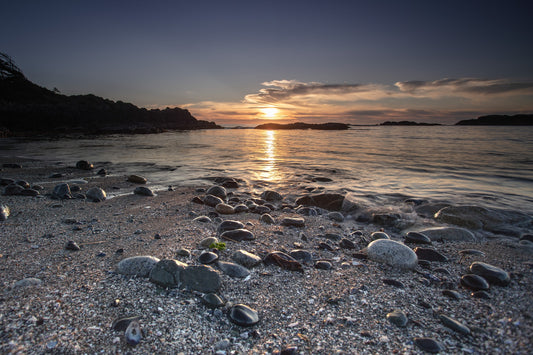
top-left (395, 78), bottom-right (533, 96)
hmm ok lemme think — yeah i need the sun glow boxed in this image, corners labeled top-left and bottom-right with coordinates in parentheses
top-left (260, 107), bottom-right (280, 119)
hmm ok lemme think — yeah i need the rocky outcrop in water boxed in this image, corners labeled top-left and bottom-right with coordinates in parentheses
top-left (455, 114), bottom-right (533, 125)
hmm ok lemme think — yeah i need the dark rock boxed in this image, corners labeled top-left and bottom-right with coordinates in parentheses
top-left (97, 168), bottom-right (107, 175)
top-left (382, 279), bottom-right (405, 288)
top-left (295, 193), bottom-right (345, 211)
top-left (48, 173), bottom-right (63, 178)
top-left (193, 215), bottom-right (212, 223)
top-left (318, 241), bottom-right (334, 251)
top-left (128, 175), bottom-right (147, 184)
top-left (433, 267), bottom-right (451, 275)
top-left (386, 310), bottom-right (408, 327)
top-left (469, 261), bottom-right (510, 286)
top-left (322, 233), bottom-right (342, 241)
top-left (221, 178), bottom-right (239, 188)
top-left (86, 187), bottom-right (106, 202)
top-left (460, 274), bottom-right (489, 291)
top-left (404, 231), bottom-right (432, 244)
top-left (215, 203), bottom-right (235, 214)
top-left (370, 231), bottom-right (390, 241)
top-left (217, 220), bottom-right (245, 234)
top-left (191, 196), bottom-right (204, 204)
top-left (217, 261), bottom-right (250, 278)
top-left (264, 251), bottom-right (304, 272)
top-left (413, 337), bottom-right (443, 353)
top-left (520, 234), bottom-right (533, 243)
top-left (281, 217), bottom-right (305, 227)
top-left (111, 316), bottom-right (140, 331)
top-left (414, 247), bottom-right (448, 262)
top-left (201, 293), bottom-right (225, 308)
top-left (471, 290), bottom-right (491, 299)
top-left (4, 183), bottom-right (25, 195)
top-left (261, 190), bottom-right (283, 201)
top-left (260, 213), bottom-right (275, 224)
top-left (372, 213), bottom-right (400, 226)
top-left (180, 265), bottom-right (221, 293)
top-left (418, 260), bottom-right (432, 269)
top-left (15, 180), bottom-right (30, 188)
top-left (228, 304), bottom-right (259, 327)
top-left (207, 185), bottom-right (227, 200)
top-left (234, 204), bottom-right (249, 213)
top-left (417, 227), bottom-right (476, 242)
top-left (203, 194), bottom-right (224, 207)
top-left (289, 249), bottom-right (313, 263)
top-left (352, 252), bottom-right (368, 260)
top-left (327, 211), bottom-right (344, 222)
top-left (76, 160), bottom-right (93, 170)
top-left (52, 183), bottom-right (72, 199)
top-left (442, 289), bottom-right (461, 300)
top-left (232, 250), bottom-right (262, 267)
top-left (134, 186), bottom-right (155, 196)
top-left (18, 188), bottom-right (39, 196)
top-left (254, 205), bottom-right (271, 214)
top-left (459, 249), bottom-right (485, 257)
top-left (2, 163), bottom-right (22, 169)
top-left (315, 260), bottom-right (333, 270)
top-left (220, 229), bottom-right (254, 242)
top-left (0, 178), bottom-right (15, 185)
top-left (65, 240), bottom-right (80, 251)
top-left (149, 259), bottom-right (187, 287)
top-left (339, 238), bottom-right (357, 249)
top-left (439, 314), bottom-right (470, 335)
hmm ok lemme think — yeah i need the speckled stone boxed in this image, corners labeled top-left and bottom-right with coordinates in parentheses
top-left (386, 310), bottom-right (408, 327)
top-left (117, 255), bottom-right (160, 277)
top-left (367, 239), bottom-right (418, 269)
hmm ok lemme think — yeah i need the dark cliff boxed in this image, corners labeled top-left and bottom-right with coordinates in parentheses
top-left (0, 53), bottom-right (221, 136)
top-left (455, 114), bottom-right (533, 126)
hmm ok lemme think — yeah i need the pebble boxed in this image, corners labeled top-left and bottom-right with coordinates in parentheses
top-left (367, 239), bottom-right (418, 269)
top-left (201, 293), bottom-right (225, 308)
top-left (97, 168), bottom-right (107, 175)
top-left (440, 314), bottom-right (470, 335)
top-left (198, 251), bottom-right (219, 264)
top-left (386, 310), bottom-right (408, 327)
top-left (125, 320), bottom-right (142, 346)
top-left (370, 231), bottom-right (390, 241)
top-left (134, 186), bottom-right (155, 196)
top-left (234, 204), bottom-right (249, 213)
top-left (315, 260), bottom-right (333, 270)
top-left (471, 290), bottom-right (491, 299)
top-left (176, 248), bottom-right (191, 257)
top-left (15, 180), bottom-right (30, 188)
top-left (128, 175), bottom-right (147, 184)
top-left (327, 211), bottom-right (344, 222)
top-left (52, 183), bottom-right (72, 199)
top-left (193, 215), bottom-right (212, 223)
top-left (264, 251), bottom-right (304, 272)
top-left (460, 274), bottom-right (490, 291)
top-left (199, 237), bottom-right (219, 248)
top-left (65, 240), bottom-right (81, 251)
top-left (220, 229), bottom-right (254, 242)
top-left (339, 238), bottom-right (357, 249)
top-left (149, 259), bottom-right (187, 287)
top-left (413, 337), bottom-right (443, 353)
top-left (382, 279), bottom-right (405, 288)
top-left (116, 255), bottom-right (160, 277)
top-left (3, 183), bottom-right (25, 196)
top-left (260, 213), bottom-right (275, 224)
top-left (207, 185), bottom-right (227, 200)
top-left (86, 187), bottom-right (106, 202)
top-left (254, 205), bottom-right (271, 214)
top-left (459, 249), bottom-right (485, 257)
top-left (281, 217), bottom-right (305, 227)
top-left (414, 247), bottom-right (448, 262)
top-left (417, 227), bottom-right (476, 242)
top-left (228, 304), bottom-right (259, 327)
top-left (442, 289), bottom-right (461, 300)
top-left (215, 203), bottom-right (235, 214)
top-left (203, 194), bottom-right (224, 207)
top-left (217, 261), bottom-right (250, 278)
top-left (76, 160), bottom-right (94, 170)
top-left (469, 261), bottom-right (510, 286)
top-left (218, 220), bottom-right (245, 234)
top-left (261, 190), bottom-right (283, 201)
top-left (404, 231), bottom-right (432, 244)
top-left (19, 188), bottom-right (39, 196)
top-left (289, 249), bottom-right (313, 263)
top-left (232, 250), bottom-right (262, 268)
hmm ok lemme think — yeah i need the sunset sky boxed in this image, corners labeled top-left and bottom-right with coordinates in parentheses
top-left (2, 0), bottom-right (533, 125)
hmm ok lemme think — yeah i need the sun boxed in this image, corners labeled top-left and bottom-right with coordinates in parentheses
top-left (260, 107), bottom-right (279, 119)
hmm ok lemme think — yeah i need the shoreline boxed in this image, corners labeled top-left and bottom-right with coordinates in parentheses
top-left (0, 159), bottom-right (532, 354)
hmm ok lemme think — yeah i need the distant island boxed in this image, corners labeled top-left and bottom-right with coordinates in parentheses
top-left (455, 114), bottom-right (533, 126)
top-left (379, 121), bottom-right (441, 126)
top-left (255, 122), bottom-right (350, 130)
top-left (0, 53), bottom-right (221, 137)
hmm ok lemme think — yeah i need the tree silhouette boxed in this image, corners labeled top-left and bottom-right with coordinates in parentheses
top-left (0, 52), bottom-right (25, 79)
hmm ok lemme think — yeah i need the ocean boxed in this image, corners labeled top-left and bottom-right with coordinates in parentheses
top-left (1, 126), bottom-right (532, 216)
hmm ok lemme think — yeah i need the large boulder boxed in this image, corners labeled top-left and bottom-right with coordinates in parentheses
top-left (366, 239), bottom-right (418, 269)
top-left (296, 193), bottom-right (345, 211)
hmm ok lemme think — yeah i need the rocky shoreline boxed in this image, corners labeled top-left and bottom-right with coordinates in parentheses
top-left (0, 159), bottom-right (532, 354)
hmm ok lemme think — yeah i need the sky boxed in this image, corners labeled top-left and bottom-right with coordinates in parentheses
top-left (2, 0), bottom-right (533, 125)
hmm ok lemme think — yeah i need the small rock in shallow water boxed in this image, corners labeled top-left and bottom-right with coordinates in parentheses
top-left (125, 320), bottom-right (142, 346)
top-left (134, 186), bottom-right (154, 196)
top-left (76, 160), bottom-right (94, 170)
top-left (229, 304), bottom-right (259, 327)
top-left (469, 261), bottom-right (510, 286)
top-left (86, 187), bottom-right (106, 202)
top-left (128, 175), bottom-right (147, 184)
top-left (207, 185), bottom-right (227, 200)
top-left (261, 190), bottom-right (282, 201)
top-left (460, 274), bottom-right (489, 291)
top-left (386, 310), bottom-right (408, 327)
top-left (413, 337), bottom-right (443, 353)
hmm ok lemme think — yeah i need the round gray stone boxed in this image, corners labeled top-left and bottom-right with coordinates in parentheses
top-left (149, 259), bottom-right (187, 287)
top-left (86, 187), bottom-right (106, 202)
top-left (117, 255), bottom-right (160, 277)
top-left (367, 239), bottom-right (418, 269)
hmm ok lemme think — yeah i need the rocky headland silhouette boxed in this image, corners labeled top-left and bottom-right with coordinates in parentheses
top-left (455, 114), bottom-right (533, 126)
top-left (0, 53), bottom-right (220, 137)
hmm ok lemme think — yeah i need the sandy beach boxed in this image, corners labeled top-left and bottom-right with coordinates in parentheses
top-left (1, 159), bottom-right (532, 354)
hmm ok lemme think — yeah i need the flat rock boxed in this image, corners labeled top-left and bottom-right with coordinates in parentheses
top-left (460, 274), bottom-right (489, 291)
top-left (149, 259), bottom-right (187, 287)
top-left (413, 337), bottom-right (443, 353)
top-left (414, 247), bottom-right (448, 262)
top-left (263, 251), bottom-right (304, 272)
top-left (440, 314), bottom-right (470, 335)
top-left (215, 203), bottom-right (235, 214)
top-left (128, 175), bottom-right (147, 184)
top-left (180, 265), bottom-right (221, 293)
top-left (232, 250), bottom-right (262, 268)
top-left (370, 231), bottom-right (390, 241)
top-left (198, 251), bottom-right (219, 264)
top-left (367, 239), bottom-right (418, 269)
top-left (193, 215), bottom-right (212, 223)
top-left (201, 293), bottom-right (225, 308)
top-left (315, 260), bottom-right (333, 270)
top-left (218, 220), bottom-right (245, 234)
top-left (260, 213), bottom-right (275, 224)
top-left (203, 194), bottom-right (224, 207)
top-left (281, 217), bottom-right (305, 227)
top-left (416, 227), bottom-right (476, 242)
top-left (220, 228), bottom-right (254, 242)
top-left (217, 261), bottom-right (250, 278)
top-left (296, 193), bottom-right (345, 211)
top-left (469, 261), bottom-right (510, 286)
top-left (289, 249), bottom-right (313, 263)
top-left (117, 255), bottom-right (160, 277)
top-left (404, 231), bottom-right (432, 244)
top-left (435, 205), bottom-right (531, 232)
top-left (134, 186), bottom-right (155, 196)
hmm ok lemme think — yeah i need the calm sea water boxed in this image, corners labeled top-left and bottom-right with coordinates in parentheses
top-left (1, 126), bottom-right (532, 215)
